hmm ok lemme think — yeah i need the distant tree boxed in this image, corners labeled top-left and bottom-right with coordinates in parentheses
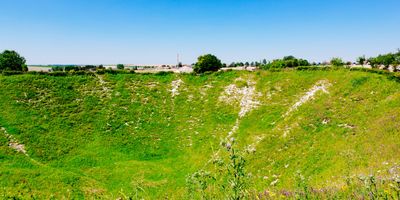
top-left (117, 64), bottom-right (125, 70)
top-left (283, 55), bottom-right (296, 61)
top-left (261, 56), bottom-right (310, 70)
top-left (395, 55), bottom-right (400, 66)
top-left (368, 57), bottom-right (378, 68)
top-left (0, 50), bottom-right (27, 71)
top-left (229, 62), bottom-right (236, 68)
top-left (98, 64), bottom-right (104, 69)
top-left (84, 65), bottom-right (96, 70)
top-left (381, 54), bottom-right (395, 69)
top-left (262, 59), bottom-right (267, 65)
top-left (177, 62), bottom-right (183, 68)
top-left (357, 56), bottom-right (366, 66)
top-left (394, 55), bottom-right (400, 72)
top-left (298, 59), bottom-right (310, 66)
top-left (193, 54), bottom-right (222, 74)
top-left (368, 51), bottom-right (399, 70)
top-left (330, 57), bottom-right (344, 67)
top-left (285, 59), bottom-right (296, 68)
top-left (222, 63), bottom-right (227, 68)
top-left (245, 62), bottom-right (250, 67)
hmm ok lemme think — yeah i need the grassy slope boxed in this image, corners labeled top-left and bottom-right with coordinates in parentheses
top-left (0, 70), bottom-right (399, 198)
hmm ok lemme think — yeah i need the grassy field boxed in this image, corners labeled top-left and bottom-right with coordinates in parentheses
top-left (0, 69), bottom-right (400, 199)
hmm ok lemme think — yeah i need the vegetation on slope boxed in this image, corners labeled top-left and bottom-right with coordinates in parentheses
top-left (0, 69), bottom-right (399, 199)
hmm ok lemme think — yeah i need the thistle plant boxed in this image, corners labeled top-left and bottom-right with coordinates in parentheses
top-left (186, 137), bottom-right (250, 199)
top-left (223, 138), bottom-right (249, 200)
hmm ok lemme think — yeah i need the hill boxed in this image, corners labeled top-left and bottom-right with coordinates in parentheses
top-left (1, 69), bottom-right (400, 199)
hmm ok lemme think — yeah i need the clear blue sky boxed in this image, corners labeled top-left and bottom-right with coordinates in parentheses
top-left (1, 0), bottom-right (399, 65)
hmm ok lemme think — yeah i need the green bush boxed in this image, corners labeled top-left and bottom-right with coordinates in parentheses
top-left (193, 54), bottom-right (223, 74)
top-left (155, 71), bottom-right (173, 76)
top-left (0, 50), bottom-right (27, 71)
top-left (1, 71), bottom-right (24, 76)
top-left (117, 64), bottom-right (125, 70)
top-left (48, 71), bottom-right (67, 76)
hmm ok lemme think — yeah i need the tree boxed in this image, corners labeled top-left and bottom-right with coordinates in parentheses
top-left (283, 55), bottom-right (296, 61)
top-left (367, 57), bottom-right (375, 68)
top-left (0, 50), bottom-right (27, 71)
top-left (177, 62), bottom-right (183, 68)
top-left (262, 59), bottom-right (267, 65)
top-left (381, 54), bottom-right (395, 69)
top-left (368, 51), bottom-right (398, 70)
top-left (261, 56), bottom-right (310, 70)
top-left (330, 57), bottom-right (344, 67)
top-left (117, 64), bottom-right (125, 70)
top-left (245, 62), bottom-right (250, 67)
top-left (357, 56), bottom-right (366, 66)
top-left (394, 55), bottom-right (400, 72)
top-left (193, 54), bottom-right (222, 74)
top-left (298, 59), bottom-right (310, 66)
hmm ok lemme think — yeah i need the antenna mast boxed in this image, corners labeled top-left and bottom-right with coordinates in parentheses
top-left (177, 53), bottom-right (180, 67)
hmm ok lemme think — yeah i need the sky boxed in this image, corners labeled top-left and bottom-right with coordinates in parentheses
top-left (1, 0), bottom-right (399, 65)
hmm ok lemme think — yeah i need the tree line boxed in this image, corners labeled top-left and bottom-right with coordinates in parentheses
top-left (1, 49), bottom-right (400, 74)
top-left (361, 50), bottom-right (400, 71)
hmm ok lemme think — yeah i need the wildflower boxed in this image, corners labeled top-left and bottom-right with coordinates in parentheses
top-left (285, 164), bottom-right (289, 168)
top-left (270, 179), bottom-right (279, 186)
top-left (226, 142), bottom-right (232, 150)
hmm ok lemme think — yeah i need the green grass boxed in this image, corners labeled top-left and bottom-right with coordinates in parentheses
top-left (0, 69), bottom-right (399, 199)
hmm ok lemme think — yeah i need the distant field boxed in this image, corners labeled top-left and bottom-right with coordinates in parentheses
top-left (27, 66), bottom-right (52, 72)
top-left (0, 69), bottom-right (399, 199)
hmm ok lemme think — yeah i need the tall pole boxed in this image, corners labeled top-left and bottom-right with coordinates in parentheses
top-left (177, 53), bottom-right (180, 67)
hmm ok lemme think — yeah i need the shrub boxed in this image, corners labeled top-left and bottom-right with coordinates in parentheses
top-left (27, 71), bottom-right (38, 75)
top-left (48, 71), bottom-right (67, 76)
top-left (117, 64), bottom-right (125, 70)
top-left (155, 71), bottom-right (173, 76)
top-left (1, 71), bottom-right (24, 76)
